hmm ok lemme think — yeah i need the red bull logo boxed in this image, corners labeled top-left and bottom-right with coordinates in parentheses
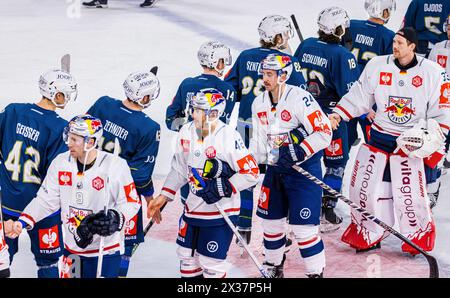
top-left (87, 119), bottom-right (102, 134)
top-left (276, 55), bottom-right (291, 67)
top-left (384, 96), bottom-right (415, 124)
top-left (205, 92), bottom-right (224, 107)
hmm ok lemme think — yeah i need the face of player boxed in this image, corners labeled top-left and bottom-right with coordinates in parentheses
top-left (393, 35), bottom-right (415, 59)
top-left (447, 24), bottom-right (450, 40)
top-left (262, 69), bottom-right (279, 92)
top-left (192, 108), bottom-right (218, 132)
top-left (67, 133), bottom-right (95, 159)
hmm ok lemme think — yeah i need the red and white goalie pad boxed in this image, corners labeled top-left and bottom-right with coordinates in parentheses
top-left (390, 154), bottom-right (435, 254)
top-left (341, 144), bottom-right (392, 249)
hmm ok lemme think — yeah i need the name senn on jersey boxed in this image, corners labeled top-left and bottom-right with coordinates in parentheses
top-left (16, 123), bottom-right (40, 142)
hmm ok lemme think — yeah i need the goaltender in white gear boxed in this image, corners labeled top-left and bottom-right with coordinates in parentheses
top-left (330, 27), bottom-right (450, 254)
top-left (8, 115), bottom-right (140, 261)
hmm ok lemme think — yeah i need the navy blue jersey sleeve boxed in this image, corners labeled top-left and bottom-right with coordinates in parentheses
top-left (128, 122), bottom-right (160, 197)
top-left (224, 54), bottom-right (242, 102)
top-left (403, 0), bottom-right (418, 28)
top-left (219, 83), bottom-right (236, 124)
top-left (166, 84), bottom-right (187, 131)
top-left (333, 51), bottom-right (361, 98)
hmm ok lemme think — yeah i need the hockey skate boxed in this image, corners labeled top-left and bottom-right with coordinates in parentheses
top-left (320, 195), bottom-right (343, 233)
top-left (262, 254), bottom-right (286, 278)
top-left (428, 182), bottom-right (440, 209)
top-left (140, 0), bottom-right (155, 7)
top-left (355, 242), bottom-right (381, 253)
top-left (82, 0), bottom-right (108, 8)
top-left (306, 271), bottom-right (323, 278)
top-left (235, 228), bottom-right (251, 256)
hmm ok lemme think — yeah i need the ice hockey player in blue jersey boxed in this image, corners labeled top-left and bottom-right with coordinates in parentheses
top-left (345, 0), bottom-right (396, 149)
top-left (166, 41), bottom-right (236, 211)
top-left (224, 15), bottom-right (306, 246)
top-left (294, 7), bottom-right (361, 233)
top-left (403, 0), bottom-right (450, 56)
top-left (86, 69), bottom-right (161, 278)
top-left (0, 69), bottom-right (77, 278)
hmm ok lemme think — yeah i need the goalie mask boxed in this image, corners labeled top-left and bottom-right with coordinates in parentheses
top-left (63, 114), bottom-right (103, 152)
top-left (39, 69), bottom-right (78, 108)
top-left (317, 7), bottom-right (350, 38)
top-left (197, 41), bottom-right (232, 76)
top-left (364, 0), bottom-right (396, 23)
top-left (123, 70), bottom-right (160, 108)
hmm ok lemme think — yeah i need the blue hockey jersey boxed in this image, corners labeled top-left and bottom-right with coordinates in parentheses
top-left (224, 47), bottom-right (306, 122)
top-left (294, 38), bottom-right (361, 113)
top-left (346, 20), bottom-right (395, 71)
top-left (87, 96), bottom-right (160, 197)
top-left (165, 74), bottom-right (236, 131)
top-left (403, 0), bottom-right (450, 45)
top-left (0, 103), bottom-right (67, 215)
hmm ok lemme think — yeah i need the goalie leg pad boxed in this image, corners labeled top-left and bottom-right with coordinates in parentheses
top-left (389, 154), bottom-right (435, 254)
top-left (291, 224), bottom-right (325, 275)
top-left (341, 144), bottom-right (389, 249)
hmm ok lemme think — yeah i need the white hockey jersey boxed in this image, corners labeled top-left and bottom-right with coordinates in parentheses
top-left (429, 40), bottom-right (450, 74)
top-left (19, 150), bottom-right (140, 257)
top-left (160, 121), bottom-right (259, 226)
top-left (250, 84), bottom-right (332, 165)
top-left (334, 55), bottom-right (450, 136)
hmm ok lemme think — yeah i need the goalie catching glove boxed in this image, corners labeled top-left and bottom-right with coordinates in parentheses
top-left (277, 128), bottom-right (307, 168)
top-left (396, 119), bottom-right (445, 159)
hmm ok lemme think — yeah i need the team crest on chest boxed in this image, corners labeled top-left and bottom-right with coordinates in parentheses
top-left (437, 55), bottom-right (448, 68)
top-left (92, 176), bottom-right (104, 191)
top-left (281, 110), bottom-right (291, 122)
top-left (384, 96), bottom-right (415, 124)
top-left (412, 75), bottom-right (423, 88)
top-left (205, 146), bottom-right (216, 158)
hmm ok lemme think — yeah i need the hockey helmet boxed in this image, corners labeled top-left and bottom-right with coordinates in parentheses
top-left (39, 69), bottom-right (77, 108)
top-left (123, 70), bottom-right (160, 108)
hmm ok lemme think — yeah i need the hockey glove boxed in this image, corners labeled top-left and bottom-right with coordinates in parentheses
top-left (196, 177), bottom-right (234, 205)
top-left (90, 209), bottom-right (125, 237)
top-left (278, 144), bottom-right (306, 168)
top-left (74, 214), bottom-right (95, 249)
top-left (202, 159), bottom-right (235, 179)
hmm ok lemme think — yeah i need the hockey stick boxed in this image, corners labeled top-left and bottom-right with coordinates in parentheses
top-left (291, 164), bottom-right (439, 278)
top-left (96, 138), bottom-right (120, 278)
top-left (130, 201), bottom-right (167, 257)
top-left (61, 54), bottom-right (71, 73)
top-left (150, 66), bottom-right (158, 75)
top-left (290, 14), bottom-right (304, 43)
top-left (191, 168), bottom-right (271, 278)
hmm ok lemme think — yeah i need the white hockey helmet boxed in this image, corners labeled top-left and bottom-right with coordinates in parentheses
top-left (63, 114), bottom-right (103, 151)
top-left (197, 41), bottom-right (232, 75)
top-left (317, 7), bottom-right (350, 38)
top-left (189, 88), bottom-right (226, 122)
top-left (364, 0), bottom-right (396, 23)
top-left (258, 15), bottom-right (294, 46)
top-left (123, 70), bottom-right (160, 108)
top-left (39, 69), bottom-right (77, 108)
top-left (259, 53), bottom-right (293, 82)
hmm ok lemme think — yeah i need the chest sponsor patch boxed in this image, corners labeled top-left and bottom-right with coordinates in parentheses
top-left (257, 111), bottom-right (269, 125)
top-left (439, 82), bottom-right (450, 109)
top-left (92, 176), bottom-right (104, 191)
top-left (412, 75), bottom-right (423, 88)
top-left (379, 72), bottom-right (393, 86)
top-left (58, 171), bottom-right (72, 186)
top-left (384, 96), bottom-right (415, 124)
top-left (280, 110), bottom-right (292, 122)
top-left (437, 55), bottom-right (448, 68)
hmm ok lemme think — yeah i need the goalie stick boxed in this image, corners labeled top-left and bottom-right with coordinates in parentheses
top-left (291, 164), bottom-right (439, 278)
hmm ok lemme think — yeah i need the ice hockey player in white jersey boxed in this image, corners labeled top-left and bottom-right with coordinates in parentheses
top-left (0, 209), bottom-right (10, 278)
top-left (148, 88), bottom-right (259, 278)
top-left (7, 115), bottom-right (141, 278)
top-left (251, 54), bottom-right (332, 277)
top-left (329, 27), bottom-right (450, 254)
top-left (429, 15), bottom-right (450, 75)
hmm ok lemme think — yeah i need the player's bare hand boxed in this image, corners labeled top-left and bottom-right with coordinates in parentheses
top-left (147, 194), bottom-right (168, 224)
top-left (329, 113), bottom-right (341, 130)
top-left (366, 109), bottom-right (376, 123)
top-left (6, 221), bottom-right (23, 239)
top-left (3, 219), bottom-right (14, 235)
